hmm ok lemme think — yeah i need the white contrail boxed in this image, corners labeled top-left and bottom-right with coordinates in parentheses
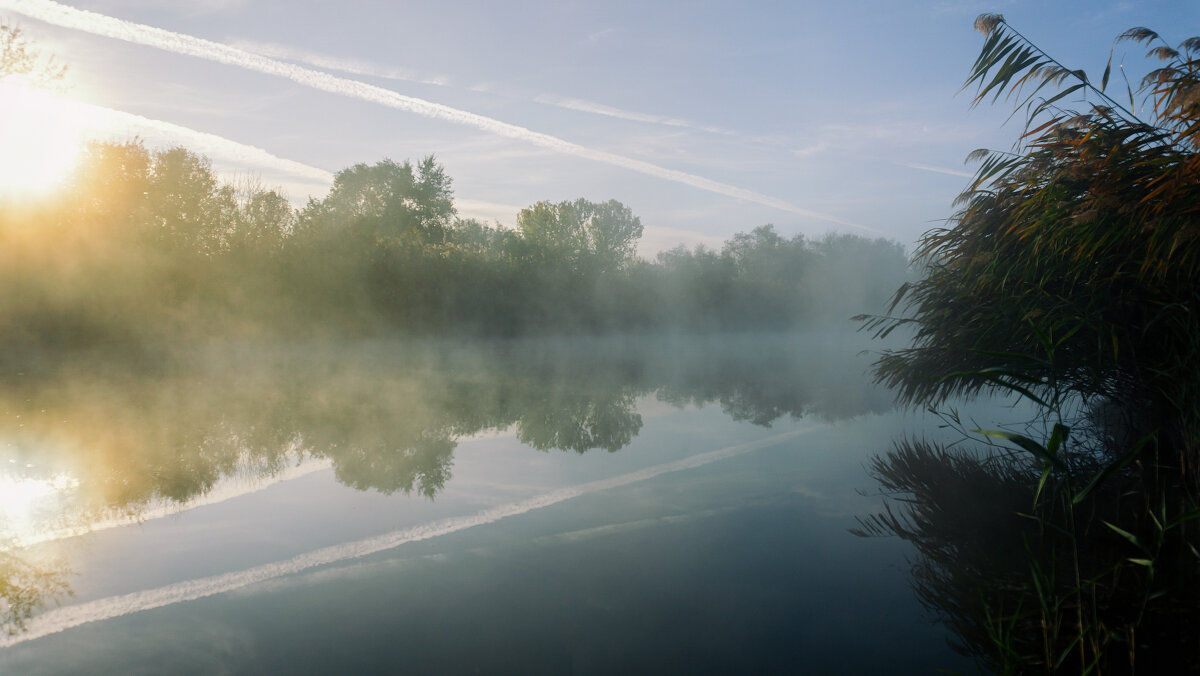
top-left (533, 94), bottom-right (736, 136)
top-left (222, 42), bottom-right (739, 140)
top-left (0, 427), bottom-right (815, 648)
top-left (229, 38), bottom-right (451, 87)
top-left (0, 0), bottom-right (879, 233)
top-left (76, 101), bottom-right (335, 185)
top-left (230, 42), bottom-right (747, 141)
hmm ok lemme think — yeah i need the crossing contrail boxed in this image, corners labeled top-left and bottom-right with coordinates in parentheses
top-left (0, 0), bottom-right (880, 233)
top-left (234, 41), bottom-right (773, 144)
top-left (0, 427), bottom-right (815, 648)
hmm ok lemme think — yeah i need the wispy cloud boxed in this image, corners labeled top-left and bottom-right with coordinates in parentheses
top-left (899, 161), bottom-right (974, 178)
top-left (0, 0), bottom-right (876, 233)
top-left (533, 94), bottom-right (738, 136)
top-left (1075, 1), bottom-right (1135, 26)
top-left (228, 39), bottom-right (451, 86)
top-left (931, 0), bottom-right (1017, 17)
top-left (454, 198), bottom-right (525, 224)
top-left (73, 100), bottom-right (336, 186)
top-left (638, 225), bottom-right (726, 258)
top-left (233, 42), bottom-right (763, 144)
top-left (795, 119), bottom-right (983, 156)
top-left (584, 27), bottom-right (624, 45)
top-left (791, 141), bottom-right (829, 158)
top-left (86, 0), bottom-right (248, 17)
top-left (0, 428), bottom-right (817, 647)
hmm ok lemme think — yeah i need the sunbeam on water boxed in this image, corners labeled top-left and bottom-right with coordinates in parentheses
top-left (0, 469), bottom-right (80, 545)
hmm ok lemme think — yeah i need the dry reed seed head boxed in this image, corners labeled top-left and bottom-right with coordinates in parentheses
top-left (974, 13), bottom-right (1005, 36)
top-left (1118, 27), bottom-right (1161, 45)
top-left (1149, 46), bottom-right (1182, 61)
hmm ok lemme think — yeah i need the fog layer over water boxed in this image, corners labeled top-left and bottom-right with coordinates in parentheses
top-left (0, 331), bottom-right (987, 674)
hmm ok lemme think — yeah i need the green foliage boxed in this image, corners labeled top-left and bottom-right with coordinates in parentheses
top-left (298, 156), bottom-right (455, 245)
top-left (516, 198), bottom-right (643, 274)
top-left (0, 334), bottom-right (885, 510)
top-left (0, 26), bottom-right (911, 345)
top-left (858, 16), bottom-right (1200, 674)
top-left (0, 140), bottom-right (907, 344)
top-left (0, 546), bottom-right (71, 635)
top-left (856, 437), bottom-right (1200, 674)
top-left (862, 16), bottom-right (1200, 464)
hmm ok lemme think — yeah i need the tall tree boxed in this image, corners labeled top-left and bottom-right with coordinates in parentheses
top-left (298, 156), bottom-right (455, 245)
top-left (516, 198), bottom-right (642, 274)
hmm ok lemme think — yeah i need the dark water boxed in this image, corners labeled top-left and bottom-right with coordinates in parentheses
top-left (0, 333), bottom-right (982, 674)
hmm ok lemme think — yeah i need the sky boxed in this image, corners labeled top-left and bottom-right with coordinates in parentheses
top-left (0, 0), bottom-right (1195, 255)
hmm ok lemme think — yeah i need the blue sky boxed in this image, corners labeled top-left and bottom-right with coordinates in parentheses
top-left (0, 0), bottom-right (1194, 254)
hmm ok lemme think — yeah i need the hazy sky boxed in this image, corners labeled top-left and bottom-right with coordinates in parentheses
top-left (0, 0), bottom-right (1194, 254)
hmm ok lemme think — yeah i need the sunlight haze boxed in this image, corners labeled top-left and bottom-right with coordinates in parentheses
top-left (0, 76), bottom-right (86, 196)
top-left (1, 0), bottom-right (1190, 252)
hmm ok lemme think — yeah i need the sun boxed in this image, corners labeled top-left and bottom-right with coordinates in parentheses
top-left (0, 76), bottom-right (89, 198)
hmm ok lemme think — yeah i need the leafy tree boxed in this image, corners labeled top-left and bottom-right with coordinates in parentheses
top-left (66, 142), bottom-right (153, 230)
top-left (145, 147), bottom-right (229, 254)
top-left (0, 24), bottom-right (65, 87)
top-left (227, 181), bottom-right (295, 255)
top-left (298, 156), bottom-right (454, 244)
top-left (653, 244), bottom-right (735, 329)
top-left (516, 198), bottom-right (643, 274)
top-left (804, 234), bottom-right (908, 322)
top-left (722, 225), bottom-right (811, 326)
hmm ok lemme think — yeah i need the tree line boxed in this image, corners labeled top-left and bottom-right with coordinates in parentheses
top-left (0, 140), bottom-right (907, 354)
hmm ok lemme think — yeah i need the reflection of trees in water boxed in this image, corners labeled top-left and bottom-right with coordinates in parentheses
top-left (515, 390), bottom-right (642, 454)
top-left (0, 545), bottom-right (70, 636)
top-left (2, 335), bottom-right (889, 511)
top-left (331, 432), bottom-right (456, 499)
top-left (856, 439), bottom-right (1200, 674)
top-left (0, 334), bottom-right (891, 633)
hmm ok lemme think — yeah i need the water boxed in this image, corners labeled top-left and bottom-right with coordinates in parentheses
top-left (0, 333), bottom-right (980, 674)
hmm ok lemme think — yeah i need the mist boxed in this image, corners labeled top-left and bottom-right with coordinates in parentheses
top-left (0, 142), bottom-right (910, 365)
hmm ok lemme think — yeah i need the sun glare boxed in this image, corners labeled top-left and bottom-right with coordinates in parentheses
top-left (0, 469), bottom-right (81, 546)
top-left (0, 76), bottom-right (89, 199)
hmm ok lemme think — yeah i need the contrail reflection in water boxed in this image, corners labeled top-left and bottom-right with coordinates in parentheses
top-left (0, 427), bottom-right (817, 647)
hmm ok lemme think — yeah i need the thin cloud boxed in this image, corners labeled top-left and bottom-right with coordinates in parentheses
top-left (0, 428), bottom-right (817, 648)
top-left (454, 198), bottom-right (525, 224)
top-left (900, 161), bottom-right (974, 178)
top-left (533, 97), bottom-right (789, 148)
top-left (638, 224), bottom-right (727, 258)
top-left (91, 0), bottom-right (248, 16)
top-left (229, 39), bottom-right (451, 86)
top-left (585, 27), bottom-right (623, 44)
top-left (1, 0), bottom-right (877, 233)
top-left (791, 141), bottom-right (829, 158)
top-left (231, 43), bottom-right (757, 143)
top-left (75, 100), bottom-right (336, 185)
top-left (534, 94), bottom-right (737, 136)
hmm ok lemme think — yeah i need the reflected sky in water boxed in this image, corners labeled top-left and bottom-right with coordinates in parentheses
top-left (0, 332), bottom-right (978, 674)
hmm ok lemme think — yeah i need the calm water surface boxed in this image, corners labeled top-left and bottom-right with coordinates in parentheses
top-left (0, 333), bottom-right (983, 674)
